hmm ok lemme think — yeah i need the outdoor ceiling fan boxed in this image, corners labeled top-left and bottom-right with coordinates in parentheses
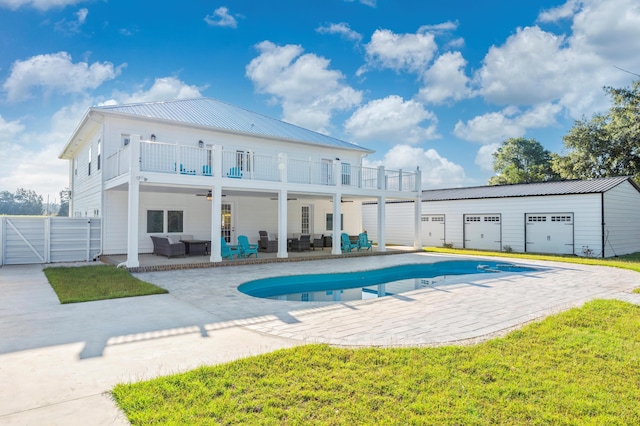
top-left (330, 197), bottom-right (354, 203)
top-left (196, 191), bottom-right (225, 200)
top-left (269, 197), bottom-right (297, 200)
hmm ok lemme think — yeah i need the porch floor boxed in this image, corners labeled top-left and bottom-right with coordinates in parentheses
top-left (101, 246), bottom-right (421, 272)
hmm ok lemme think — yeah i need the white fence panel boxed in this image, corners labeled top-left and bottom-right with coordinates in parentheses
top-left (1, 217), bottom-right (101, 265)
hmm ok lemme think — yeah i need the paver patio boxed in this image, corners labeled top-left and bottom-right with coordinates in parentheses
top-left (1, 252), bottom-right (639, 424)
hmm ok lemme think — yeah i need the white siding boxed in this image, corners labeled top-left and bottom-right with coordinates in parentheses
top-left (103, 190), bottom-right (128, 254)
top-left (603, 181), bottom-right (640, 256)
top-left (362, 201), bottom-right (416, 245)
top-left (71, 132), bottom-right (102, 218)
top-left (363, 193), bottom-right (605, 255)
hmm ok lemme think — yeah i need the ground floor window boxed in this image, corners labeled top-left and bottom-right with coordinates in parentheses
top-left (147, 210), bottom-right (163, 233)
top-left (301, 206), bottom-right (310, 234)
top-left (147, 209), bottom-right (184, 233)
top-left (326, 213), bottom-right (343, 231)
top-left (168, 210), bottom-right (183, 233)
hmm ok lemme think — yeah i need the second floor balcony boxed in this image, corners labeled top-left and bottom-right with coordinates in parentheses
top-left (104, 137), bottom-right (420, 193)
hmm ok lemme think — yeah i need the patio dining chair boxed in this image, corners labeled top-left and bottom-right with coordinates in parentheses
top-left (221, 237), bottom-right (241, 260)
top-left (238, 235), bottom-right (259, 258)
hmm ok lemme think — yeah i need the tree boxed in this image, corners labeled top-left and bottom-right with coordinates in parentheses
top-left (57, 188), bottom-right (70, 217)
top-left (552, 80), bottom-right (640, 181)
top-left (488, 138), bottom-right (558, 185)
top-left (0, 188), bottom-right (43, 215)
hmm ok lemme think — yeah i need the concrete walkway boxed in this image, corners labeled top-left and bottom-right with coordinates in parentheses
top-left (1, 253), bottom-right (639, 424)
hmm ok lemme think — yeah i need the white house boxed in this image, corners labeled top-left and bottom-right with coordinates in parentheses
top-left (363, 176), bottom-right (640, 257)
top-left (59, 97), bottom-right (422, 267)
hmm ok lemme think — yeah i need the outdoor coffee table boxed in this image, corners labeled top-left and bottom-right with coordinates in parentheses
top-left (180, 239), bottom-right (210, 256)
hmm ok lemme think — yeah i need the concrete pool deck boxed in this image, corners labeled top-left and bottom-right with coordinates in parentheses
top-left (1, 252), bottom-right (640, 424)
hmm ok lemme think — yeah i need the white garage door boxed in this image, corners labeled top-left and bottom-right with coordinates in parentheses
top-left (464, 214), bottom-right (501, 251)
top-left (525, 213), bottom-right (574, 255)
top-left (421, 215), bottom-right (445, 247)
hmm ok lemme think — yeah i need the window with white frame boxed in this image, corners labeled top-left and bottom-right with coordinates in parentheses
top-left (97, 139), bottom-right (101, 170)
top-left (122, 134), bottom-right (130, 146)
top-left (326, 213), bottom-right (343, 231)
top-left (88, 146), bottom-right (92, 176)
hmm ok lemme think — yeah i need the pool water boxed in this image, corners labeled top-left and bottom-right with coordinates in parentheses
top-left (238, 260), bottom-right (535, 302)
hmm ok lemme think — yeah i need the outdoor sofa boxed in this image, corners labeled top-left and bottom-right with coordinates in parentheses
top-left (150, 235), bottom-right (186, 258)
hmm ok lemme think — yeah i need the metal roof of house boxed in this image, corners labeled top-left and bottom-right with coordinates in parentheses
top-left (422, 176), bottom-right (638, 201)
top-left (94, 97), bottom-right (372, 153)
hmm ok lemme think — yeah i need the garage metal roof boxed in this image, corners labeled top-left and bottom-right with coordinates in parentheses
top-left (422, 176), bottom-right (639, 201)
top-left (95, 97), bottom-right (372, 153)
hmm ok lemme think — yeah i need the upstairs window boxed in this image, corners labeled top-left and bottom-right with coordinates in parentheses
top-left (97, 139), bottom-right (101, 170)
top-left (88, 146), bottom-right (92, 176)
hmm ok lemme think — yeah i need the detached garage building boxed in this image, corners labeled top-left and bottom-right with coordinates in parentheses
top-left (362, 176), bottom-right (640, 257)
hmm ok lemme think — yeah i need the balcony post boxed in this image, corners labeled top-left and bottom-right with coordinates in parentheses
top-left (334, 159), bottom-right (342, 187)
top-left (278, 153), bottom-right (287, 183)
top-left (126, 134), bottom-right (141, 268)
top-left (398, 169), bottom-right (403, 192)
top-left (377, 166), bottom-right (385, 190)
top-left (213, 145), bottom-right (223, 178)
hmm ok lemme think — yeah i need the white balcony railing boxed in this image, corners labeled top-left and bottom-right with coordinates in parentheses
top-left (104, 139), bottom-right (420, 192)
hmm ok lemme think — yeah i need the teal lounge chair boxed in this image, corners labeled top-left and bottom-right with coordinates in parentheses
top-left (227, 167), bottom-right (243, 178)
top-left (341, 233), bottom-right (358, 253)
top-left (221, 237), bottom-right (241, 260)
top-left (357, 233), bottom-right (373, 251)
top-left (237, 235), bottom-right (259, 258)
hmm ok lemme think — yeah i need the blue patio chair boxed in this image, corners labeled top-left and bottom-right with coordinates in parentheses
top-left (221, 237), bottom-right (241, 260)
top-left (237, 235), bottom-right (259, 258)
top-left (341, 233), bottom-right (358, 253)
top-left (202, 165), bottom-right (212, 176)
top-left (357, 233), bottom-right (373, 251)
top-left (227, 167), bottom-right (243, 178)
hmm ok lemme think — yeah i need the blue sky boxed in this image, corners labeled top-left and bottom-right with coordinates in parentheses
top-left (1, 0), bottom-right (640, 202)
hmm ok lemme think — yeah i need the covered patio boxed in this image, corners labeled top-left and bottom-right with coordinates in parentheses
top-left (101, 245), bottom-right (421, 272)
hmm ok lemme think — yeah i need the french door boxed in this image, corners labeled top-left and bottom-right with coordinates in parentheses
top-left (221, 203), bottom-right (234, 242)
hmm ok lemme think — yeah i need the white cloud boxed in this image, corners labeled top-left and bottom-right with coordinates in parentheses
top-left (475, 143), bottom-right (500, 172)
top-left (344, 0), bottom-right (376, 7)
top-left (110, 77), bottom-right (202, 104)
top-left (316, 22), bottom-right (362, 43)
top-left (418, 51), bottom-right (473, 104)
top-left (246, 41), bottom-right (362, 133)
top-left (418, 21), bottom-right (459, 34)
top-left (204, 6), bottom-right (238, 28)
top-left (538, 0), bottom-right (580, 23)
top-left (0, 0), bottom-right (83, 10)
top-left (54, 7), bottom-right (88, 34)
top-left (345, 96), bottom-right (438, 144)
top-left (364, 145), bottom-right (466, 189)
top-left (3, 52), bottom-right (124, 103)
top-left (361, 29), bottom-right (438, 74)
top-left (0, 114), bottom-right (25, 140)
top-left (477, 0), bottom-right (640, 119)
top-left (453, 103), bottom-right (562, 144)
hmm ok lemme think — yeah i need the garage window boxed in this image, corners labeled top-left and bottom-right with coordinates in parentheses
top-left (466, 216), bottom-right (481, 222)
top-left (484, 216), bottom-right (500, 222)
top-left (528, 216), bottom-right (547, 222)
top-left (552, 215), bottom-right (572, 222)
top-left (432, 216), bottom-right (444, 222)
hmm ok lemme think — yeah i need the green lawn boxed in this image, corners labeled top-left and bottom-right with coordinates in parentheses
top-left (425, 247), bottom-right (640, 294)
top-left (44, 264), bottom-right (167, 304)
top-left (112, 299), bottom-right (640, 425)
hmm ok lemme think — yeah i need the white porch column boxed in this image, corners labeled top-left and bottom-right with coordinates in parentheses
top-left (413, 167), bottom-right (423, 250)
top-left (377, 195), bottom-right (386, 252)
top-left (277, 189), bottom-right (288, 258)
top-left (210, 186), bottom-right (222, 262)
top-left (126, 134), bottom-right (141, 268)
top-left (331, 192), bottom-right (342, 255)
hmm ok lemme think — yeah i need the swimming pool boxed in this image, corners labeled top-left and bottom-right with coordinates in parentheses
top-left (238, 260), bottom-right (535, 302)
